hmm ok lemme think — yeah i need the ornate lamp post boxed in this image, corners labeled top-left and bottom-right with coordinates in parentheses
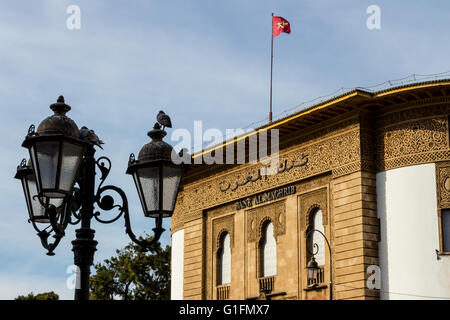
top-left (306, 229), bottom-right (333, 300)
top-left (15, 96), bottom-right (187, 300)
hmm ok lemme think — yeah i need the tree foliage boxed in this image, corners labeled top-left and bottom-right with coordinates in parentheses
top-left (15, 291), bottom-right (59, 300)
top-left (89, 237), bottom-right (170, 300)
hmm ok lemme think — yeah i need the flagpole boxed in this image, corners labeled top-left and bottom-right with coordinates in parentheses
top-left (269, 12), bottom-right (274, 123)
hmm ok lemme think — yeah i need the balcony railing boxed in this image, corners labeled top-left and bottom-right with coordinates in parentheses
top-left (307, 266), bottom-right (325, 286)
top-left (216, 284), bottom-right (230, 300)
top-left (259, 276), bottom-right (275, 293)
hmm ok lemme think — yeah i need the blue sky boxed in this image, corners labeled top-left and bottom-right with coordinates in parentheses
top-left (0, 0), bottom-right (449, 299)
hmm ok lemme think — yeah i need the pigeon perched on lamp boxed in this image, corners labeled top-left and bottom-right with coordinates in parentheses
top-left (157, 111), bottom-right (172, 131)
top-left (80, 126), bottom-right (104, 149)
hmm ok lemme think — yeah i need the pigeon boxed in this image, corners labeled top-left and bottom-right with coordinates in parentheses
top-left (80, 126), bottom-right (104, 149)
top-left (178, 148), bottom-right (188, 158)
top-left (79, 126), bottom-right (90, 139)
top-left (157, 111), bottom-right (172, 130)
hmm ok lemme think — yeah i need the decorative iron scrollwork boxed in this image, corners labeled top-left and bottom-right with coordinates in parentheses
top-left (24, 150), bottom-right (163, 255)
top-left (95, 156), bottom-right (111, 191)
top-left (28, 199), bottom-right (72, 255)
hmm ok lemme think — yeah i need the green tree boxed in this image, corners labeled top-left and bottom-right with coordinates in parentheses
top-left (15, 291), bottom-right (59, 300)
top-left (89, 237), bottom-right (170, 300)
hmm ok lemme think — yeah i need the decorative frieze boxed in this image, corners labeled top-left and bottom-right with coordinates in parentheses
top-left (377, 117), bottom-right (448, 168)
top-left (375, 102), bottom-right (449, 172)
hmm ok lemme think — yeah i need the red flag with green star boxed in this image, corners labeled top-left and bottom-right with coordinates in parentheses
top-left (272, 16), bottom-right (291, 37)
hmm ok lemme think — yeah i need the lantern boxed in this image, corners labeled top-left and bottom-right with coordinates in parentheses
top-left (306, 256), bottom-right (320, 284)
top-left (21, 96), bottom-right (87, 201)
top-left (126, 124), bottom-right (186, 218)
top-left (15, 159), bottom-right (66, 223)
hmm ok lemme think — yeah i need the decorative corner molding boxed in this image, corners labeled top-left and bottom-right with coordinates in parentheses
top-left (212, 214), bottom-right (235, 252)
top-left (246, 200), bottom-right (286, 243)
top-left (299, 188), bottom-right (328, 231)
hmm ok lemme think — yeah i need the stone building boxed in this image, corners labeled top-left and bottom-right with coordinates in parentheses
top-left (170, 80), bottom-right (450, 300)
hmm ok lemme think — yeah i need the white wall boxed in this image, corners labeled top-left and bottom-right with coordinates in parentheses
top-left (171, 229), bottom-right (184, 300)
top-left (377, 163), bottom-right (450, 300)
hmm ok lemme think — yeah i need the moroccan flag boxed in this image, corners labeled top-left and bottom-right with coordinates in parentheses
top-left (272, 16), bottom-right (291, 37)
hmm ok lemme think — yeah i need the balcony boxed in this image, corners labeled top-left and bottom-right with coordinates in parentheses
top-left (216, 284), bottom-right (230, 300)
top-left (259, 276), bottom-right (275, 293)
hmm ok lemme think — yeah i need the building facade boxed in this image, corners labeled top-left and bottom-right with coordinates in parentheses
top-left (170, 80), bottom-right (450, 300)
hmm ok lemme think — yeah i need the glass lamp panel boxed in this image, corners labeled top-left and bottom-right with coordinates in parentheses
top-left (29, 145), bottom-right (40, 190)
top-left (25, 174), bottom-right (47, 222)
top-left (162, 166), bottom-right (183, 212)
top-left (133, 172), bottom-right (146, 214)
top-left (137, 167), bottom-right (160, 213)
top-left (59, 142), bottom-right (83, 193)
top-left (35, 141), bottom-right (60, 195)
top-left (307, 267), bottom-right (316, 282)
top-left (313, 267), bottom-right (318, 280)
top-left (48, 197), bottom-right (65, 209)
top-left (21, 177), bottom-right (33, 220)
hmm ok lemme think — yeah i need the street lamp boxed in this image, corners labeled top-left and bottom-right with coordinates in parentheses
top-left (306, 229), bottom-right (333, 300)
top-left (15, 96), bottom-right (187, 300)
top-left (306, 256), bottom-right (319, 284)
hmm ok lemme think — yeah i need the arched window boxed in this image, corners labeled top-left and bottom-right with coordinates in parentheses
top-left (260, 221), bottom-right (277, 277)
top-left (310, 209), bottom-right (325, 265)
top-left (217, 232), bottom-right (231, 285)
